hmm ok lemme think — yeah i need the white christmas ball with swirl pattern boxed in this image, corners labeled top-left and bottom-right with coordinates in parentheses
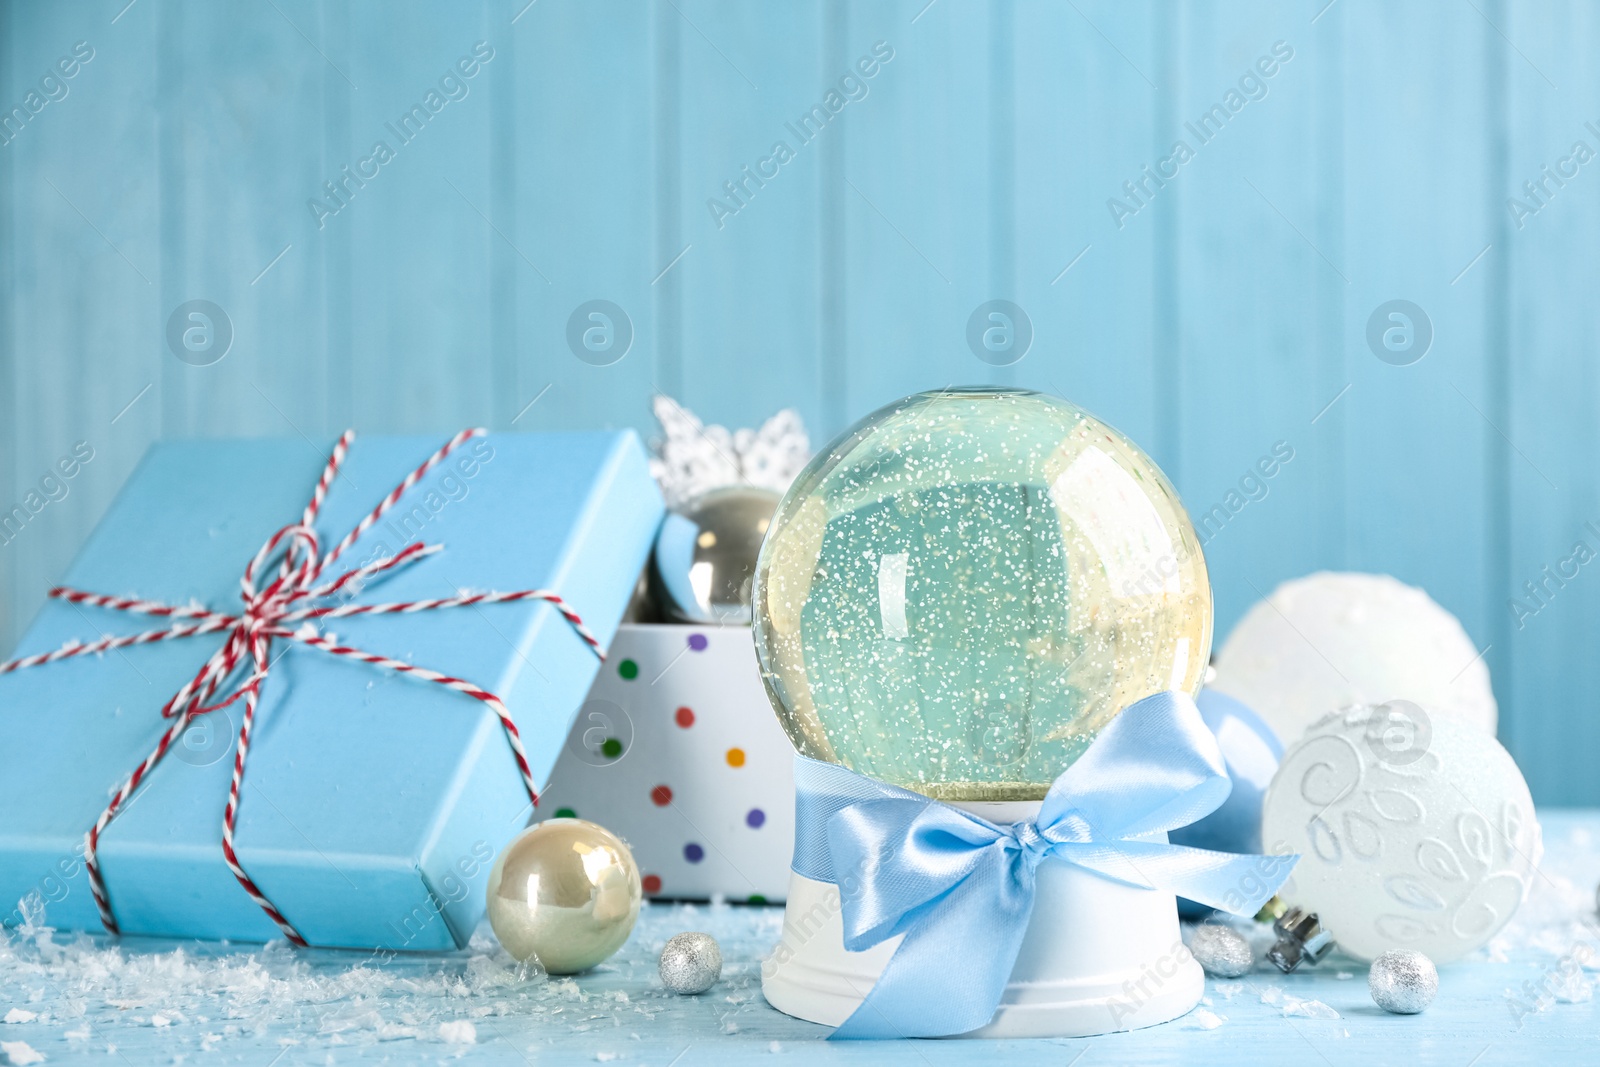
top-left (1261, 702), bottom-right (1539, 963)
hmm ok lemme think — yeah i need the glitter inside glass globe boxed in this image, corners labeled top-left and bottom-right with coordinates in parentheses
top-left (751, 388), bottom-right (1212, 800)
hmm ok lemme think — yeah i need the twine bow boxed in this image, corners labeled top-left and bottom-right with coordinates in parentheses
top-left (0, 429), bottom-right (601, 946)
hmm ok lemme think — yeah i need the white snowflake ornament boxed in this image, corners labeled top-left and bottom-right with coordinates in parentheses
top-left (648, 395), bottom-right (810, 510)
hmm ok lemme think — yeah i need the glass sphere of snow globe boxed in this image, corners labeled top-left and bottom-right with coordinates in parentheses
top-left (751, 387), bottom-right (1212, 801)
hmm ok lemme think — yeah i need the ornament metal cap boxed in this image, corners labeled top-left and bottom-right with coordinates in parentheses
top-left (1253, 893), bottom-right (1289, 924)
top-left (1266, 906), bottom-right (1335, 973)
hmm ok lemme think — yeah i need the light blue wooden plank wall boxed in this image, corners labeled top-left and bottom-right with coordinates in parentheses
top-left (1, 0), bottom-right (1595, 803)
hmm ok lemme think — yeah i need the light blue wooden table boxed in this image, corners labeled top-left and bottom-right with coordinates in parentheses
top-left (4, 811), bottom-right (1596, 1066)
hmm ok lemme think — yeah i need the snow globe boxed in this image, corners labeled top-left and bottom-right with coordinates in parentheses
top-left (755, 387), bottom-right (1214, 1036)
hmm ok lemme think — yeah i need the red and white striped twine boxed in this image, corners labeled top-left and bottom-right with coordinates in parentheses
top-left (0, 428), bottom-right (604, 947)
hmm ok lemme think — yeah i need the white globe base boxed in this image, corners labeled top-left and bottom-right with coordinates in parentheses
top-left (760, 801), bottom-right (1204, 1038)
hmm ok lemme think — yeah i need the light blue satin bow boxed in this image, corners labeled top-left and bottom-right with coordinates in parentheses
top-left (790, 690), bottom-right (1298, 1040)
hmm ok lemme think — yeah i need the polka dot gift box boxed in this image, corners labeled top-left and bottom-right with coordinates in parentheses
top-left (535, 624), bottom-right (796, 902)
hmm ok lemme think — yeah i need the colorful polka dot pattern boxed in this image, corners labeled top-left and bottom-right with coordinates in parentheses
top-left (620, 637), bottom-right (773, 901)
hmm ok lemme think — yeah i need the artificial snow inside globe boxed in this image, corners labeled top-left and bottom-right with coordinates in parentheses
top-left (755, 387), bottom-right (1212, 798)
top-left (756, 387), bottom-right (1216, 1037)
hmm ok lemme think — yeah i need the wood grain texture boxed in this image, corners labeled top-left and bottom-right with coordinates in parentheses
top-left (1, 0), bottom-right (1595, 802)
top-left (1502, 0), bottom-right (1600, 807)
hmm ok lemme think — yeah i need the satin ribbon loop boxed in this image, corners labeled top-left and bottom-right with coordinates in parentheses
top-left (788, 689), bottom-right (1299, 1040)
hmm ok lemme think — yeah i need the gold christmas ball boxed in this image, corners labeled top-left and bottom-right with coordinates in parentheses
top-left (485, 818), bottom-right (642, 974)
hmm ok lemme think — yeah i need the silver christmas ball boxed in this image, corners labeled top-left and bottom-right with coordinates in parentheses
top-left (650, 486), bottom-right (781, 625)
top-left (659, 931), bottom-right (722, 994)
top-left (485, 819), bottom-right (641, 974)
top-left (1189, 923), bottom-right (1254, 978)
top-left (1368, 950), bottom-right (1438, 1014)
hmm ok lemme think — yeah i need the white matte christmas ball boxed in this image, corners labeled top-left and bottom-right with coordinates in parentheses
top-left (1262, 704), bottom-right (1539, 963)
top-left (1211, 572), bottom-right (1496, 745)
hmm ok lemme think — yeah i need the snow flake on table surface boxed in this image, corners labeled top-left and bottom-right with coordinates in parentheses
top-left (1257, 986), bottom-right (1341, 1019)
top-left (437, 1020), bottom-right (476, 1044)
top-left (0, 1041), bottom-right (44, 1066)
top-left (1184, 1008), bottom-right (1226, 1030)
top-left (3, 814), bottom-right (1600, 1058)
top-left (0, 899), bottom-right (786, 1060)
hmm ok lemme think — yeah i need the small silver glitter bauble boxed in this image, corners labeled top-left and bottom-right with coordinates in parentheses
top-left (650, 486), bottom-right (781, 625)
top-left (1189, 923), bottom-right (1254, 978)
top-left (1368, 950), bottom-right (1438, 1014)
top-left (485, 819), bottom-right (641, 974)
top-left (659, 931), bottom-right (723, 994)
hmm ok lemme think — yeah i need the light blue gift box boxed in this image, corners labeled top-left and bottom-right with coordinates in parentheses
top-left (0, 431), bottom-right (663, 951)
